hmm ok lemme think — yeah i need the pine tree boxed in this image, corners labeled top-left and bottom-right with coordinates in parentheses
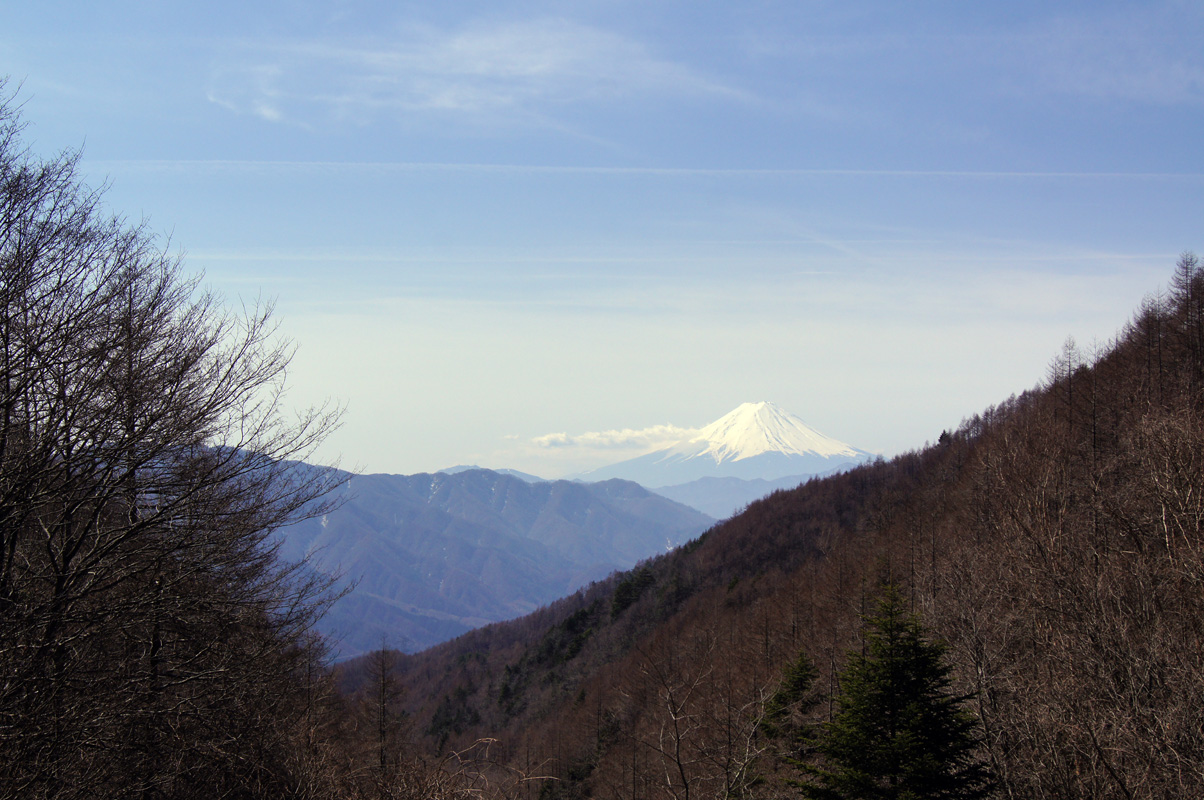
top-left (804, 584), bottom-right (993, 800)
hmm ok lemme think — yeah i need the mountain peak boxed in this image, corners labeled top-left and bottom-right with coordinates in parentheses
top-left (674, 401), bottom-right (861, 464)
top-left (579, 402), bottom-right (870, 487)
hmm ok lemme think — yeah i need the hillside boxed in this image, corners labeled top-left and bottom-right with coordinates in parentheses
top-left (344, 256), bottom-right (1204, 800)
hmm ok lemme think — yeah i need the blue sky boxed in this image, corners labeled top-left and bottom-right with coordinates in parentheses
top-left (4, 1), bottom-right (1203, 477)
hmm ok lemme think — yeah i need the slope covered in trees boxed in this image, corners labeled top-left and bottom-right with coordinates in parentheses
top-left (361, 254), bottom-right (1204, 800)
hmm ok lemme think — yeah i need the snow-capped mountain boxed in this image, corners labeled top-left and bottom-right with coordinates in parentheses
top-left (579, 402), bottom-right (871, 487)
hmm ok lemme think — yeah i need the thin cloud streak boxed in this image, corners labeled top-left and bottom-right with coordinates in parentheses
top-left (84, 159), bottom-right (1204, 180)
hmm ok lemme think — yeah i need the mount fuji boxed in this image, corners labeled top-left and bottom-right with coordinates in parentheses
top-left (579, 402), bottom-right (872, 490)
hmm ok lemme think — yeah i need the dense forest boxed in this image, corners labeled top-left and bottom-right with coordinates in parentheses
top-left (4, 92), bottom-right (1204, 799)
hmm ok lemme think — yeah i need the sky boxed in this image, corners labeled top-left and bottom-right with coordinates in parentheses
top-left (3, 1), bottom-right (1203, 478)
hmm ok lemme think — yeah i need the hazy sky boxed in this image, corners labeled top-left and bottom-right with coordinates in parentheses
top-left (4, 2), bottom-right (1202, 477)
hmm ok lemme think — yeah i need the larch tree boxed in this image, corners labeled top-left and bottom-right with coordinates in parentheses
top-left (0, 85), bottom-right (344, 799)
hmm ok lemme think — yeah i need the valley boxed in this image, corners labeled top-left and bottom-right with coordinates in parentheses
top-left (274, 402), bottom-right (871, 655)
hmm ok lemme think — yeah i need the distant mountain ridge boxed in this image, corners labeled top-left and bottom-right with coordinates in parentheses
top-left (273, 468), bottom-right (712, 656)
top-left (579, 401), bottom-right (871, 487)
top-left (440, 465), bottom-right (545, 483)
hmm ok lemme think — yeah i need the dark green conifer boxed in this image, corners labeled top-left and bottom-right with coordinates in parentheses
top-left (804, 584), bottom-right (993, 800)
top-left (762, 649), bottom-right (819, 742)
top-left (760, 647), bottom-right (822, 794)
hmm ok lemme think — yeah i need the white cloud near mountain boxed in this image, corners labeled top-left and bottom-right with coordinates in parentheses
top-left (533, 424), bottom-right (698, 452)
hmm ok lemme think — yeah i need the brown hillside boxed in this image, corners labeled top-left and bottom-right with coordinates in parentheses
top-left (343, 255), bottom-right (1204, 800)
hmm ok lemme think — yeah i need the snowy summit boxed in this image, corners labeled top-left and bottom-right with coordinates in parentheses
top-left (580, 402), bottom-right (871, 487)
top-left (670, 401), bottom-right (863, 463)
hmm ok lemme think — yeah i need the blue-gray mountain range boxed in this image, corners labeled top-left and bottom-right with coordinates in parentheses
top-left (274, 468), bottom-right (712, 657)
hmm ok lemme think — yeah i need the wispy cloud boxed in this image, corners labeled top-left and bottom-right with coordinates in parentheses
top-left (82, 158), bottom-right (1204, 180)
top-left (206, 18), bottom-right (741, 126)
top-left (533, 423), bottom-right (697, 451)
top-left (740, 7), bottom-right (1204, 111)
top-left (465, 423), bottom-right (702, 478)
top-left (1018, 9), bottom-right (1204, 106)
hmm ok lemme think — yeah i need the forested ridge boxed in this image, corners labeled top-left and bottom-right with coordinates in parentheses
top-left (358, 254), bottom-right (1204, 800)
top-left (5, 88), bottom-right (1204, 799)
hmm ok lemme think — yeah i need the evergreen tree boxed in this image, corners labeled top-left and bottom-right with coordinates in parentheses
top-left (761, 648), bottom-right (822, 794)
top-left (762, 649), bottom-right (819, 743)
top-left (804, 584), bottom-right (993, 800)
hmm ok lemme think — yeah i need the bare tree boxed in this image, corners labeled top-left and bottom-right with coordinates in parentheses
top-left (619, 622), bottom-right (769, 800)
top-left (0, 84), bottom-right (344, 799)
